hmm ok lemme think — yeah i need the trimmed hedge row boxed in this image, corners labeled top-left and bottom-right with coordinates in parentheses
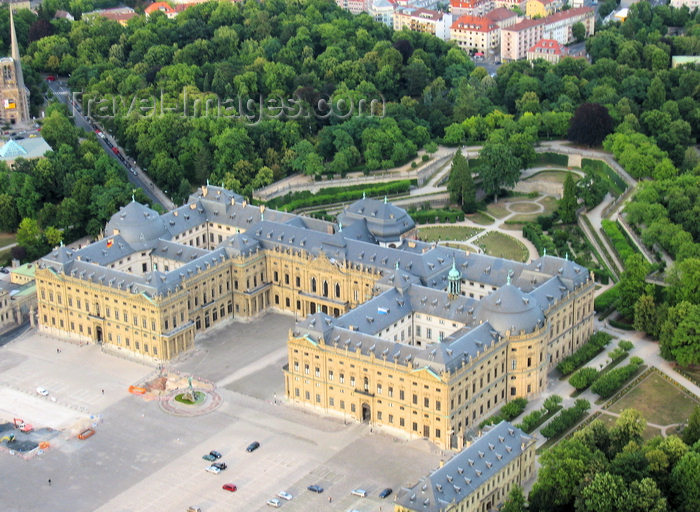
top-left (591, 357), bottom-right (644, 398)
top-left (594, 284), bottom-right (620, 313)
top-left (557, 332), bottom-right (613, 376)
top-left (536, 152), bottom-right (569, 166)
top-left (479, 398), bottom-right (528, 428)
top-left (601, 219), bottom-right (638, 265)
top-left (581, 159), bottom-right (627, 195)
top-left (518, 395), bottom-right (563, 433)
top-left (569, 367), bottom-right (599, 390)
top-left (409, 208), bottom-right (465, 224)
top-left (540, 399), bottom-right (591, 439)
top-left (266, 180), bottom-right (414, 211)
top-left (523, 222), bottom-right (557, 256)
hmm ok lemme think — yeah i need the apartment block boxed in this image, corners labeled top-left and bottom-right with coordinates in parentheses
top-left (450, 15), bottom-right (500, 52)
top-left (394, 8), bottom-right (452, 40)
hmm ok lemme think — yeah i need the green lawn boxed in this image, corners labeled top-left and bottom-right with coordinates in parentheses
top-left (608, 372), bottom-right (700, 426)
top-left (539, 196), bottom-right (560, 215)
top-left (524, 170), bottom-right (581, 185)
top-left (509, 202), bottom-right (541, 213)
top-left (486, 203), bottom-right (509, 219)
top-left (597, 412), bottom-right (662, 441)
top-left (475, 231), bottom-right (529, 262)
top-left (0, 232), bottom-right (16, 249)
top-left (467, 211), bottom-right (495, 225)
top-left (417, 226), bottom-right (483, 243)
top-left (443, 242), bottom-right (479, 253)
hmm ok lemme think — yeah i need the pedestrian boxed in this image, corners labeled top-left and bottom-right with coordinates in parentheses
top-left (328, 496), bottom-right (332, 503)
top-left (101, 389), bottom-right (104, 395)
top-left (56, 348), bottom-right (59, 354)
top-left (48, 479), bottom-right (51, 486)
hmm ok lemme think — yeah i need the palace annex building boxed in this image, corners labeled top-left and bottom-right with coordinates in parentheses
top-left (35, 185), bottom-right (594, 448)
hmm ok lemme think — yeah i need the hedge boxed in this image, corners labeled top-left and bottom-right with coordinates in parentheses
top-left (266, 180), bottom-right (415, 211)
top-left (609, 319), bottom-right (634, 330)
top-left (569, 367), bottom-right (599, 390)
top-left (409, 208), bottom-right (465, 224)
top-left (601, 220), bottom-right (638, 265)
top-left (594, 284), bottom-right (620, 313)
top-left (540, 399), bottom-right (591, 439)
top-left (536, 152), bottom-right (569, 166)
top-left (581, 159), bottom-right (627, 195)
top-left (517, 395), bottom-right (563, 433)
top-left (523, 222), bottom-right (557, 256)
top-left (479, 398), bottom-right (528, 428)
top-left (557, 332), bottom-right (613, 376)
top-left (591, 357), bottom-right (644, 398)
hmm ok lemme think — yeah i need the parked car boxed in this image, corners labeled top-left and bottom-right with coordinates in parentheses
top-left (36, 387), bottom-right (49, 396)
top-left (46, 75), bottom-right (56, 82)
top-left (266, 498), bottom-right (282, 508)
top-left (222, 483), bottom-right (237, 492)
top-left (351, 489), bottom-right (368, 497)
top-left (246, 441), bottom-right (260, 452)
top-left (212, 462), bottom-right (227, 471)
top-left (112, 147), bottom-right (119, 155)
top-left (277, 491), bottom-right (293, 501)
top-left (205, 465), bottom-right (221, 474)
top-left (379, 488), bottom-right (393, 499)
top-left (0, 267), bottom-right (9, 274)
top-left (307, 485), bottom-right (323, 493)
top-left (209, 450), bottom-right (222, 459)
top-left (202, 454), bottom-right (216, 462)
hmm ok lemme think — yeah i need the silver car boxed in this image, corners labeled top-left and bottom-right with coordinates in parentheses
top-left (277, 491), bottom-right (293, 501)
top-left (266, 498), bottom-right (282, 508)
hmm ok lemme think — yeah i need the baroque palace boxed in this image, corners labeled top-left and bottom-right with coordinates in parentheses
top-left (36, 184), bottom-right (594, 448)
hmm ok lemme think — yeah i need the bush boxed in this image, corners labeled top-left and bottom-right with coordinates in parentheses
top-left (569, 367), bottom-right (599, 390)
top-left (618, 340), bottom-right (634, 351)
top-left (421, 154), bottom-right (430, 162)
top-left (479, 398), bottom-right (528, 428)
top-left (609, 319), bottom-right (634, 330)
top-left (519, 409), bottom-right (544, 432)
top-left (594, 285), bottom-right (620, 312)
top-left (540, 399), bottom-right (591, 439)
top-left (601, 220), bottom-right (638, 265)
top-left (608, 347), bottom-right (628, 362)
top-left (557, 332), bottom-right (613, 375)
top-left (591, 358), bottom-right (644, 398)
top-left (266, 180), bottom-right (414, 211)
top-left (543, 395), bottom-right (563, 412)
top-left (536, 152), bottom-right (569, 166)
top-left (523, 222), bottom-right (557, 256)
top-left (409, 208), bottom-right (465, 224)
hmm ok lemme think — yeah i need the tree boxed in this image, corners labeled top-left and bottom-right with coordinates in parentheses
top-left (660, 302), bottom-right (700, 367)
top-left (610, 408), bottom-right (647, 453)
top-left (617, 254), bottom-right (651, 320)
top-left (572, 22), bottom-right (586, 43)
top-left (634, 294), bottom-right (658, 337)
top-left (501, 485), bottom-right (526, 512)
top-left (671, 451), bottom-right (700, 512)
top-left (682, 407), bottom-right (700, 447)
top-left (447, 150), bottom-right (477, 213)
top-left (558, 174), bottom-right (577, 223)
top-left (576, 472), bottom-right (627, 512)
top-left (478, 142), bottom-right (521, 202)
top-left (0, 193), bottom-right (19, 232)
top-left (568, 103), bottom-right (614, 147)
top-left (625, 478), bottom-right (668, 512)
top-left (15, 218), bottom-right (47, 261)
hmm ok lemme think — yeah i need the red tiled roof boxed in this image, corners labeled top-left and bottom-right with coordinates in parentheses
top-left (450, 0), bottom-right (487, 8)
top-left (544, 6), bottom-right (594, 23)
top-left (451, 15), bottom-right (498, 32)
top-left (528, 38), bottom-right (564, 55)
top-left (484, 7), bottom-right (517, 21)
top-left (145, 2), bottom-right (175, 15)
top-left (504, 17), bottom-right (545, 31)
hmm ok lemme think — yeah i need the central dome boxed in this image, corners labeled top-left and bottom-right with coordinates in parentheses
top-left (105, 201), bottom-right (168, 249)
top-left (475, 284), bottom-right (544, 335)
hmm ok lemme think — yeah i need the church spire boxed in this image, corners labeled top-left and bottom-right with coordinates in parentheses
top-left (10, 8), bottom-right (20, 63)
top-left (7, 7), bottom-right (29, 124)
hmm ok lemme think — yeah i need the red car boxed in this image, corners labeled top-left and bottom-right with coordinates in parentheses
top-left (46, 75), bottom-right (56, 82)
top-left (222, 483), bottom-right (237, 492)
top-left (112, 147), bottom-right (119, 155)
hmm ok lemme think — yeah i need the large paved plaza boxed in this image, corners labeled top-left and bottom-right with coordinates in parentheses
top-left (0, 313), bottom-right (442, 512)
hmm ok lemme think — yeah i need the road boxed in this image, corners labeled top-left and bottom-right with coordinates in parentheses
top-left (45, 80), bottom-right (175, 211)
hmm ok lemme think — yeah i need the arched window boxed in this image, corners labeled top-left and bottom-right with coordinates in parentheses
top-left (323, 280), bottom-right (329, 297)
top-left (311, 277), bottom-right (317, 293)
top-left (335, 283), bottom-right (341, 298)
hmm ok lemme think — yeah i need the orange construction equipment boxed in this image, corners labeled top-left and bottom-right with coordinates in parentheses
top-left (13, 418), bottom-right (33, 432)
top-left (78, 428), bottom-right (95, 440)
top-left (128, 385), bottom-right (146, 395)
top-left (38, 441), bottom-right (50, 449)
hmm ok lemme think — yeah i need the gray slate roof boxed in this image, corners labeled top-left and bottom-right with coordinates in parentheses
top-left (337, 197), bottom-right (416, 242)
top-left (395, 421), bottom-right (533, 512)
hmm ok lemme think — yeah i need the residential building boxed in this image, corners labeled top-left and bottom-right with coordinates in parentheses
top-left (525, 0), bottom-right (561, 18)
top-left (369, 0), bottom-right (394, 27)
top-left (500, 18), bottom-right (544, 61)
top-left (450, 15), bottom-right (500, 53)
top-left (393, 8), bottom-right (452, 40)
top-left (542, 7), bottom-right (594, 45)
top-left (83, 7), bottom-right (137, 26)
top-left (450, 0), bottom-right (494, 17)
top-left (336, 0), bottom-right (368, 15)
top-left (53, 10), bottom-right (75, 21)
top-left (494, 0), bottom-right (526, 10)
top-left (0, 9), bottom-right (30, 127)
top-left (484, 7), bottom-right (520, 29)
top-left (145, 2), bottom-right (178, 18)
top-left (394, 421), bottom-right (536, 511)
top-left (527, 38), bottom-right (568, 63)
top-left (501, 6), bottom-right (594, 61)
